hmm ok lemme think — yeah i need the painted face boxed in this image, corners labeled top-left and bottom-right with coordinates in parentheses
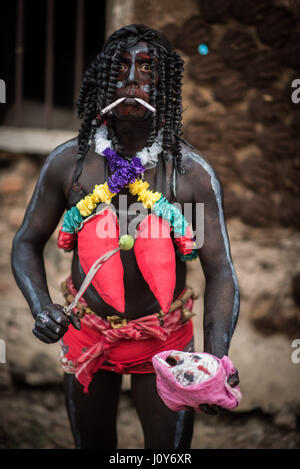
top-left (112, 41), bottom-right (158, 120)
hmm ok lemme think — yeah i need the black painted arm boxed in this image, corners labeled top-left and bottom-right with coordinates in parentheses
top-left (11, 149), bottom-right (69, 319)
top-left (192, 163), bottom-right (240, 359)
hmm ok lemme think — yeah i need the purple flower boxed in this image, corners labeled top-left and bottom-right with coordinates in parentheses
top-left (130, 157), bottom-right (144, 177)
top-left (103, 147), bottom-right (145, 193)
top-left (103, 148), bottom-right (128, 172)
top-left (108, 167), bottom-right (132, 193)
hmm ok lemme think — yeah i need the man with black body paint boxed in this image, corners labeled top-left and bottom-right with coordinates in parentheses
top-left (11, 25), bottom-right (240, 449)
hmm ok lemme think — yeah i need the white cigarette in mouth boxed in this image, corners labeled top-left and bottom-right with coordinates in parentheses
top-left (134, 98), bottom-right (156, 114)
top-left (100, 97), bottom-right (126, 114)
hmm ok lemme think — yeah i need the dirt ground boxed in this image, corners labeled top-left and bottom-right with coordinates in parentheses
top-left (0, 384), bottom-right (299, 450)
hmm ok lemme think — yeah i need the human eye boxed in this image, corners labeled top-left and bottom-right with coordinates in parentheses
top-left (139, 63), bottom-right (151, 72)
top-left (119, 63), bottom-right (128, 72)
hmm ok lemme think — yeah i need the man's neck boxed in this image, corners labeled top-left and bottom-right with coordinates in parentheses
top-left (113, 117), bottom-right (155, 156)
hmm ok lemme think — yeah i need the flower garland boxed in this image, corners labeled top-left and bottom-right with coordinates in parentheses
top-left (58, 148), bottom-right (198, 261)
top-left (95, 124), bottom-right (164, 168)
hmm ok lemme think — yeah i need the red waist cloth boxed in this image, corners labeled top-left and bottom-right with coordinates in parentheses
top-left (59, 279), bottom-right (194, 393)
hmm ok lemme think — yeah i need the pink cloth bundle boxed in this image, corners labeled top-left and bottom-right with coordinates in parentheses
top-left (152, 350), bottom-right (242, 413)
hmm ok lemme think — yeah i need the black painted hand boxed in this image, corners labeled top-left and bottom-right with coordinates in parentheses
top-left (199, 370), bottom-right (240, 416)
top-left (227, 369), bottom-right (240, 388)
top-left (32, 303), bottom-right (81, 344)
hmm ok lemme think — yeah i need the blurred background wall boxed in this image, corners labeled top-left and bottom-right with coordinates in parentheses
top-left (0, 0), bottom-right (299, 449)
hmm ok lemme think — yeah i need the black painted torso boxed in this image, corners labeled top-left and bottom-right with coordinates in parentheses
top-left (67, 145), bottom-right (187, 320)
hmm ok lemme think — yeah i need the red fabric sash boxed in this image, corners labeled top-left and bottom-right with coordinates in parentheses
top-left (60, 284), bottom-right (194, 393)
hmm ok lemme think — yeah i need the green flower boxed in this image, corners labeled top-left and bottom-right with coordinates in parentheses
top-left (62, 206), bottom-right (83, 233)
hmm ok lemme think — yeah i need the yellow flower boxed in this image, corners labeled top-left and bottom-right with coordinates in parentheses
top-left (93, 182), bottom-right (115, 204)
top-left (137, 189), bottom-right (161, 209)
top-left (89, 192), bottom-right (101, 204)
top-left (77, 179), bottom-right (160, 217)
top-left (77, 196), bottom-right (96, 217)
top-left (129, 180), bottom-right (161, 208)
top-left (128, 180), bottom-right (149, 196)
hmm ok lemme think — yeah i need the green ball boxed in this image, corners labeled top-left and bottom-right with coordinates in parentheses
top-left (119, 234), bottom-right (134, 251)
